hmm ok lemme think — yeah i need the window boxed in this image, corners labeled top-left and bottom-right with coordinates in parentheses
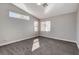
top-left (34, 21), bottom-right (38, 31)
top-left (45, 21), bottom-right (51, 31)
top-left (41, 21), bottom-right (51, 32)
top-left (9, 11), bottom-right (30, 20)
top-left (41, 22), bottom-right (46, 31)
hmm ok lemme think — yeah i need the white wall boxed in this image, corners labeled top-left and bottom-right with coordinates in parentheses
top-left (77, 7), bottom-right (79, 48)
top-left (40, 12), bottom-right (77, 42)
top-left (0, 4), bottom-right (39, 46)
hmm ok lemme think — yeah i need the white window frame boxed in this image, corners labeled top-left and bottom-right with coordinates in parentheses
top-left (34, 21), bottom-right (38, 32)
top-left (41, 21), bottom-right (51, 32)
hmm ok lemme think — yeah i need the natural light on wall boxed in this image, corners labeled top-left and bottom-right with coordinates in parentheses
top-left (9, 11), bottom-right (30, 20)
top-left (32, 38), bottom-right (40, 52)
top-left (41, 21), bottom-right (51, 32)
top-left (34, 21), bottom-right (38, 31)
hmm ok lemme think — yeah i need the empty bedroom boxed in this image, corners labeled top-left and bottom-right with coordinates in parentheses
top-left (0, 3), bottom-right (79, 55)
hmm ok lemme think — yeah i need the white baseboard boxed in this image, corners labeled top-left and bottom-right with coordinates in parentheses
top-left (51, 37), bottom-right (76, 43)
top-left (40, 35), bottom-right (76, 43)
top-left (0, 36), bottom-right (37, 47)
top-left (76, 41), bottom-right (79, 49)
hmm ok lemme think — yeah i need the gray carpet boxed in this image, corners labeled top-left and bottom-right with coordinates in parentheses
top-left (0, 36), bottom-right (78, 55)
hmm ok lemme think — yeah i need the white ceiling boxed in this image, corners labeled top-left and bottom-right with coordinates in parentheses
top-left (12, 3), bottom-right (79, 19)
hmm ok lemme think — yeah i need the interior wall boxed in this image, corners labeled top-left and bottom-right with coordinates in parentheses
top-left (77, 7), bottom-right (79, 48)
top-left (40, 12), bottom-right (77, 42)
top-left (0, 3), bottom-right (39, 46)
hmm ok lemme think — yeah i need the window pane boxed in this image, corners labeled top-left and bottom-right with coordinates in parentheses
top-left (46, 21), bottom-right (51, 31)
top-left (34, 21), bottom-right (38, 31)
top-left (40, 21), bottom-right (51, 32)
top-left (41, 22), bottom-right (45, 31)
